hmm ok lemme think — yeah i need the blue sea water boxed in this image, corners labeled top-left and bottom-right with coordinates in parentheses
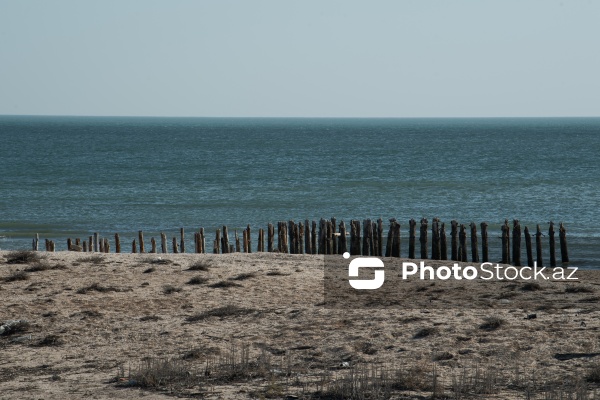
top-left (0, 116), bottom-right (599, 267)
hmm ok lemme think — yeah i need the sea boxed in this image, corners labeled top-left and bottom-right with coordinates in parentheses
top-left (1, 116), bottom-right (599, 267)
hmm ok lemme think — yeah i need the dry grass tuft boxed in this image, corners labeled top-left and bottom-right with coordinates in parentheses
top-left (414, 327), bottom-right (437, 339)
top-left (3, 270), bottom-right (29, 282)
top-left (209, 280), bottom-right (242, 289)
top-left (229, 272), bottom-right (256, 281)
top-left (76, 282), bottom-right (130, 294)
top-left (480, 316), bottom-right (505, 331)
top-left (4, 250), bottom-right (41, 264)
top-left (162, 285), bottom-right (181, 294)
top-left (186, 260), bottom-right (211, 271)
top-left (186, 305), bottom-right (255, 322)
top-left (187, 276), bottom-right (209, 285)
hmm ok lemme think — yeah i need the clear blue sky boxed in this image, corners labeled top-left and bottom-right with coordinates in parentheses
top-left (1, 0), bottom-right (598, 117)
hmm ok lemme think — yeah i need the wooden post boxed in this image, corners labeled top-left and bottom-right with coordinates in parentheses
top-left (282, 221), bottom-right (289, 253)
top-left (376, 218), bottom-right (384, 257)
top-left (349, 220), bottom-right (359, 255)
top-left (246, 225), bottom-right (252, 254)
top-left (409, 219), bottom-right (416, 259)
top-left (173, 237), bottom-right (179, 254)
top-left (161, 233), bottom-right (167, 254)
top-left (459, 224), bottom-right (467, 262)
top-left (243, 229), bottom-right (248, 253)
top-left (304, 219), bottom-right (311, 254)
top-left (480, 222), bottom-right (488, 263)
top-left (50, 241), bottom-right (55, 252)
top-left (310, 221), bottom-right (318, 254)
top-left (88, 236), bottom-right (93, 252)
top-left (501, 223), bottom-right (508, 264)
top-left (150, 237), bottom-right (157, 253)
top-left (83, 241), bottom-right (88, 252)
top-left (392, 220), bottom-right (401, 258)
top-left (222, 226), bottom-right (229, 254)
top-left (504, 219), bottom-right (511, 264)
top-left (470, 222), bottom-right (479, 262)
top-left (215, 229), bottom-right (221, 254)
top-left (104, 238), bottom-right (110, 253)
top-left (330, 218), bottom-right (337, 255)
top-left (548, 221), bottom-right (556, 267)
top-left (524, 226), bottom-right (534, 267)
top-left (371, 221), bottom-right (378, 256)
top-left (327, 220), bottom-right (334, 255)
top-left (180, 228), bottom-right (185, 254)
top-left (93, 232), bottom-right (99, 252)
top-left (512, 220), bottom-right (521, 266)
top-left (361, 219), bottom-right (369, 256)
top-left (338, 221), bottom-right (347, 254)
top-left (194, 232), bottom-right (199, 253)
top-left (200, 228), bottom-right (205, 253)
top-left (34, 233), bottom-right (39, 251)
top-left (138, 231), bottom-right (145, 253)
top-left (559, 222), bottom-right (569, 263)
top-left (298, 223), bottom-right (304, 254)
top-left (385, 219), bottom-right (394, 257)
top-left (132, 239), bottom-right (137, 254)
top-left (450, 220), bottom-right (458, 261)
top-left (268, 223), bottom-right (274, 252)
top-left (419, 218), bottom-right (428, 259)
top-left (431, 218), bottom-right (440, 260)
top-left (75, 238), bottom-right (80, 246)
top-left (293, 223), bottom-right (299, 254)
top-left (67, 238), bottom-right (72, 251)
top-left (99, 238), bottom-right (104, 253)
top-left (440, 223), bottom-right (447, 260)
top-left (115, 233), bottom-right (121, 253)
top-left (535, 224), bottom-right (543, 267)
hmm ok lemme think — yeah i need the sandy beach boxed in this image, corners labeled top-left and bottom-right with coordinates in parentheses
top-left (2, 250), bottom-right (600, 399)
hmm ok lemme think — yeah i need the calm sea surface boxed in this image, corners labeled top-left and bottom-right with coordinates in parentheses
top-left (1, 116), bottom-right (599, 267)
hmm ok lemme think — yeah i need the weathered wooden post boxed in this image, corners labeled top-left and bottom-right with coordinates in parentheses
top-left (99, 238), bottom-right (105, 253)
top-left (199, 228), bottom-right (205, 253)
top-left (222, 226), bottom-right (229, 254)
top-left (392, 220), bottom-right (401, 258)
top-left (293, 223), bottom-right (299, 254)
top-left (470, 222), bottom-right (479, 262)
top-left (288, 221), bottom-right (296, 254)
top-left (350, 220), bottom-right (358, 255)
top-left (524, 226), bottom-right (534, 267)
top-left (328, 220), bottom-right (335, 255)
top-left (305, 219), bottom-right (311, 254)
top-left (83, 241), bottom-right (88, 252)
top-left (362, 219), bottom-right (369, 256)
top-left (480, 222), bottom-right (488, 263)
top-left (409, 219), bottom-right (416, 259)
top-left (512, 220), bottom-right (521, 266)
top-left (215, 229), bottom-right (221, 254)
top-left (242, 229), bottom-right (248, 253)
top-left (150, 237), bottom-right (157, 253)
top-left (548, 221), bottom-right (556, 267)
top-left (104, 238), bottom-right (110, 253)
top-left (450, 220), bottom-right (458, 261)
top-left (371, 221), bottom-right (378, 256)
top-left (49, 241), bottom-right (55, 252)
top-left (92, 232), bottom-right (98, 252)
top-left (172, 237), bottom-right (179, 254)
top-left (431, 218), bottom-right (440, 260)
top-left (115, 233), bottom-right (121, 253)
top-left (246, 225), bottom-right (252, 254)
top-left (138, 231), bottom-right (145, 253)
top-left (298, 223), bottom-right (304, 254)
top-left (459, 224), bottom-right (467, 262)
top-left (75, 238), bottom-right (80, 246)
top-left (268, 223), bottom-right (274, 252)
top-left (67, 238), bottom-right (72, 251)
top-left (376, 218), bottom-right (384, 256)
top-left (559, 222), bottom-right (569, 263)
top-left (504, 219), bottom-right (511, 264)
top-left (161, 233), bottom-right (167, 254)
top-left (501, 223), bottom-right (508, 264)
top-left (330, 218), bottom-right (337, 255)
top-left (385, 219), bottom-right (394, 257)
top-left (88, 236), bottom-right (93, 252)
top-left (440, 223), bottom-right (447, 260)
top-left (132, 239), bottom-right (137, 254)
top-left (34, 234), bottom-right (39, 251)
top-left (339, 221), bottom-right (347, 254)
top-left (535, 224), bottom-right (543, 267)
top-left (180, 228), bottom-right (185, 254)
top-left (419, 218), bottom-right (428, 259)
top-left (311, 220), bottom-right (317, 254)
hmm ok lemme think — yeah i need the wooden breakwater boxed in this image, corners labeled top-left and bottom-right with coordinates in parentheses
top-left (33, 218), bottom-right (569, 267)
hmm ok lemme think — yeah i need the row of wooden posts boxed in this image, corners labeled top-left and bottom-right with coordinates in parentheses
top-left (33, 218), bottom-right (569, 267)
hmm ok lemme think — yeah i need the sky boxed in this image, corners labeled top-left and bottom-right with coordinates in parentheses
top-left (0, 0), bottom-right (599, 118)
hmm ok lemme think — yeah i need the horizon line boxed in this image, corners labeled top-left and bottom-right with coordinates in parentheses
top-left (2, 114), bottom-right (600, 119)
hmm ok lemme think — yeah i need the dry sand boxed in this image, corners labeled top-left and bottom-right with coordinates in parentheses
top-left (1, 250), bottom-right (600, 399)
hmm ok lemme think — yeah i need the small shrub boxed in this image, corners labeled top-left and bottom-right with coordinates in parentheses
top-left (187, 261), bottom-right (211, 271)
top-left (162, 285), bottom-right (181, 294)
top-left (186, 305), bottom-right (255, 322)
top-left (521, 282), bottom-right (542, 291)
top-left (480, 316), bottom-right (505, 331)
top-left (3, 270), bottom-right (29, 282)
top-left (229, 272), bottom-right (256, 281)
top-left (265, 270), bottom-right (288, 276)
top-left (187, 276), bottom-right (208, 285)
top-left (143, 267), bottom-right (155, 274)
top-left (79, 255), bottom-right (105, 264)
top-left (118, 358), bottom-right (197, 389)
top-left (36, 334), bottom-right (63, 347)
top-left (433, 351), bottom-right (454, 361)
top-left (76, 283), bottom-right (130, 294)
top-left (25, 261), bottom-right (66, 273)
top-left (209, 280), bottom-right (242, 289)
top-left (140, 315), bottom-right (162, 322)
top-left (414, 327), bottom-right (437, 339)
top-left (5, 250), bottom-right (40, 264)
top-left (565, 285), bottom-right (594, 293)
top-left (587, 364), bottom-right (600, 383)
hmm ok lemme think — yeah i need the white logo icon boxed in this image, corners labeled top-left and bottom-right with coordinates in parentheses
top-left (347, 255), bottom-right (385, 290)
